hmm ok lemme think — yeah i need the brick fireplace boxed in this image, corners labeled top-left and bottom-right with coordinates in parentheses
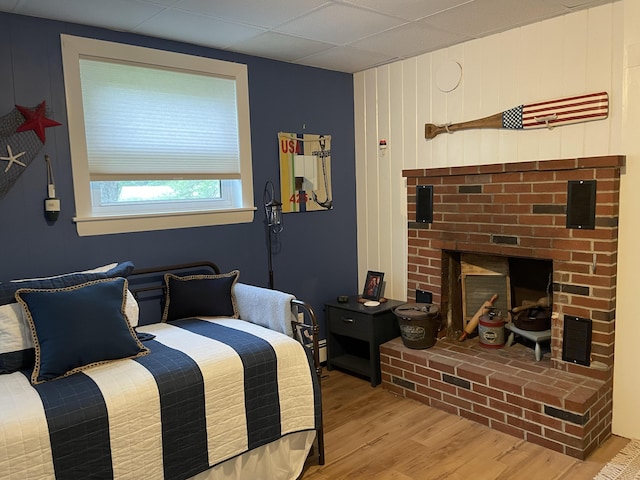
top-left (380, 156), bottom-right (623, 459)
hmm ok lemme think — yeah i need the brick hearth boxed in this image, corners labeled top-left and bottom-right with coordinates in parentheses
top-left (380, 337), bottom-right (610, 459)
top-left (386, 156), bottom-right (623, 459)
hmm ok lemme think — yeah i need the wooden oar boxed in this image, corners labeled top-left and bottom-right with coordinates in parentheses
top-left (425, 91), bottom-right (608, 140)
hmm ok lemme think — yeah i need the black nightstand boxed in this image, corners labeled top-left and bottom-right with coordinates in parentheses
top-left (325, 297), bottom-right (404, 387)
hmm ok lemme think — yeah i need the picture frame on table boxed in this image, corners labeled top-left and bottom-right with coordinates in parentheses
top-left (362, 271), bottom-right (384, 301)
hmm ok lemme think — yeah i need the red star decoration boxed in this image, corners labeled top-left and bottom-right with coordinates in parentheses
top-left (15, 101), bottom-right (62, 143)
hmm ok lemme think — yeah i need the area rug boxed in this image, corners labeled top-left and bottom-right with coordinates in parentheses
top-left (595, 439), bottom-right (640, 479)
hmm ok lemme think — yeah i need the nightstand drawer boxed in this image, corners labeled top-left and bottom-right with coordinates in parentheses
top-left (328, 309), bottom-right (372, 340)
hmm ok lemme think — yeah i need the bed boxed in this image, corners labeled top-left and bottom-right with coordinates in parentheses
top-left (0, 261), bottom-right (324, 480)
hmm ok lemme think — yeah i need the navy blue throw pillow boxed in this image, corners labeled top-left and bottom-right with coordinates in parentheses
top-left (15, 277), bottom-right (148, 384)
top-left (162, 271), bottom-right (240, 322)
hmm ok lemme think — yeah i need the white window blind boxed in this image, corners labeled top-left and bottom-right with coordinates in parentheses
top-left (61, 34), bottom-right (255, 236)
top-left (79, 58), bottom-right (241, 180)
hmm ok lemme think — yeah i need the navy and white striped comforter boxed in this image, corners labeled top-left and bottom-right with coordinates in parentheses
top-left (0, 318), bottom-right (320, 479)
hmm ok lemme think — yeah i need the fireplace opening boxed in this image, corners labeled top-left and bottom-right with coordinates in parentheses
top-left (441, 250), bottom-right (553, 343)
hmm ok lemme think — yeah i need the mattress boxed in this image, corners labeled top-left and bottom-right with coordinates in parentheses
top-left (0, 317), bottom-right (320, 479)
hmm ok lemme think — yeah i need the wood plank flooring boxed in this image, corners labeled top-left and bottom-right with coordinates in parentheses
top-left (301, 369), bottom-right (629, 480)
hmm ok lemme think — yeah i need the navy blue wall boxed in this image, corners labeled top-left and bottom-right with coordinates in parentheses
top-left (0, 12), bottom-right (358, 335)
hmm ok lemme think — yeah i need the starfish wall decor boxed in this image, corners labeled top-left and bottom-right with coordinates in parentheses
top-left (0, 100), bottom-right (63, 199)
top-left (15, 101), bottom-right (62, 143)
top-left (0, 145), bottom-right (27, 173)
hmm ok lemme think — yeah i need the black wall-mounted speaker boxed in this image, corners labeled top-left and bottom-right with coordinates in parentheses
top-left (416, 185), bottom-right (433, 223)
top-left (566, 180), bottom-right (596, 230)
top-left (416, 289), bottom-right (433, 303)
top-left (562, 315), bottom-right (592, 366)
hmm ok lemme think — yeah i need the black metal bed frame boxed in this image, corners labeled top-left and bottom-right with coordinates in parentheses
top-left (127, 261), bottom-right (325, 466)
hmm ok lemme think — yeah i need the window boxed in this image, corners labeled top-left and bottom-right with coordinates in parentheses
top-left (61, 34), bottom-right (255, 236)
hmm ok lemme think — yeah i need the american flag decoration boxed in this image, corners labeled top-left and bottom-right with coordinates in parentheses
top-left (501, 92), bottom-right (608, 130)
top-left (424, 91), bottom-right (609, 140)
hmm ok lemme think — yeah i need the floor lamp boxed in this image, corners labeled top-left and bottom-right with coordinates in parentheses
top-left (264, 180), bottom-right (283, 289)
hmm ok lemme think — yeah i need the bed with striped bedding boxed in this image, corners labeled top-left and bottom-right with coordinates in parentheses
top-left (0, 316), bottom-right (321, 479)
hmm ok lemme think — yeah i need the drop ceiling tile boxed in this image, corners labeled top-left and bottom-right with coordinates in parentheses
top-left (12, 0), bottom-right (165, 30)
top-left (134, 8), bottom-right (264, 49)
top-left (421, 0), bottom-right (566, 37)
top-left (350, 21), bottom-right (472, 58)
top-left (276, 3), bottom-right (404, 45)
top-left (173, 0), bottom-right (329, 28)
top-left (342, 0), bottom-right (474, 22)
top-left (229, 32), bottom-right (333, 62)
top-left (297, 45), bottom-right (396, 72)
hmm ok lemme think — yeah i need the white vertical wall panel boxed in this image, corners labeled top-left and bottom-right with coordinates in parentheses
top-left (430, 50), bottom-right (449, 167)
top-left (560, 10), bottom-right (589, 158)
top-left (444, 45), bottom-right (466, 165)
top-left (613, 0), bottom-right (640, 440)
top-left (376, 65), bottom-right (394, 298)
top-left (480, 35), bottom-right (502, 163)
top-left (585, 4), bottom-right (615, 155)
top-left (405, 58), bottom-right (420, 170)
top-left (497, 27), bottom-right (522, 164)
top-left (536, 16), bottom-right (564, 161)
top-left (414, 57), bottom-right (432, 168)
top-left (389, 61), bottom-right (408, 301)
top-left (609, 1), bottom-right (624, 155)
top-left (353, 71), bottom-right (368, 288)
top-left (456, 40), bottom-right (486, 165)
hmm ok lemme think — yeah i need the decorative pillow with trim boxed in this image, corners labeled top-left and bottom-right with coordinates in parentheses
top-left (0, 261), bottom-right (136, 374)
top-left (162, 270), bottom-right (240, 322)
top-left (15, 277), bottom-right (149, 385)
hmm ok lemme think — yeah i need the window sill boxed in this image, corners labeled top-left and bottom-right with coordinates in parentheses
top-left (73, 208), bottom-right (255, 236)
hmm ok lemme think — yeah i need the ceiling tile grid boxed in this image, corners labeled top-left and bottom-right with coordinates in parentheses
top-left (0, 0), bottom-right (618, 73)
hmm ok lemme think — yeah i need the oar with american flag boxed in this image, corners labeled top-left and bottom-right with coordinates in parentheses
top-left (425, 91), bottom-right (608, 140)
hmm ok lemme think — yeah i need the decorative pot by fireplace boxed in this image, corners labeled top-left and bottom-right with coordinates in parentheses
top-left (380, 156), bottom-right (623, 459)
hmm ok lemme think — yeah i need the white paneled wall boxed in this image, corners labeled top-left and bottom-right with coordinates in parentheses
top-left (354, 0), bottom-right (640, 440)
top-left (614, 0), bottom-right (640, 442)
top-left (354, 1), bottom-right (623, 302)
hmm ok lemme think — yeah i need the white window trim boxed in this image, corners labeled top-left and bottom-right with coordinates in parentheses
top-left (60, 34), bottom-right (255, 236)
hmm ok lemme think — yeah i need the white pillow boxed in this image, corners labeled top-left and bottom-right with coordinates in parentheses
top-left (8, 262), bottom-right (139, 326)
top-left (125, 290), bottom-right (139, 327)
top-left (10, 262), bottom-right (119, 282)
top-left (0, 303), bottom-right (33, 355)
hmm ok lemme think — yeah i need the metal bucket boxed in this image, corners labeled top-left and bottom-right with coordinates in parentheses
top-left (393, 303), bottom-right (440, 349)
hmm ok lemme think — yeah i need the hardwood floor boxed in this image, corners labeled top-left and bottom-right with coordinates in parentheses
top-left (301, 369), bottom-right (629, 480)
